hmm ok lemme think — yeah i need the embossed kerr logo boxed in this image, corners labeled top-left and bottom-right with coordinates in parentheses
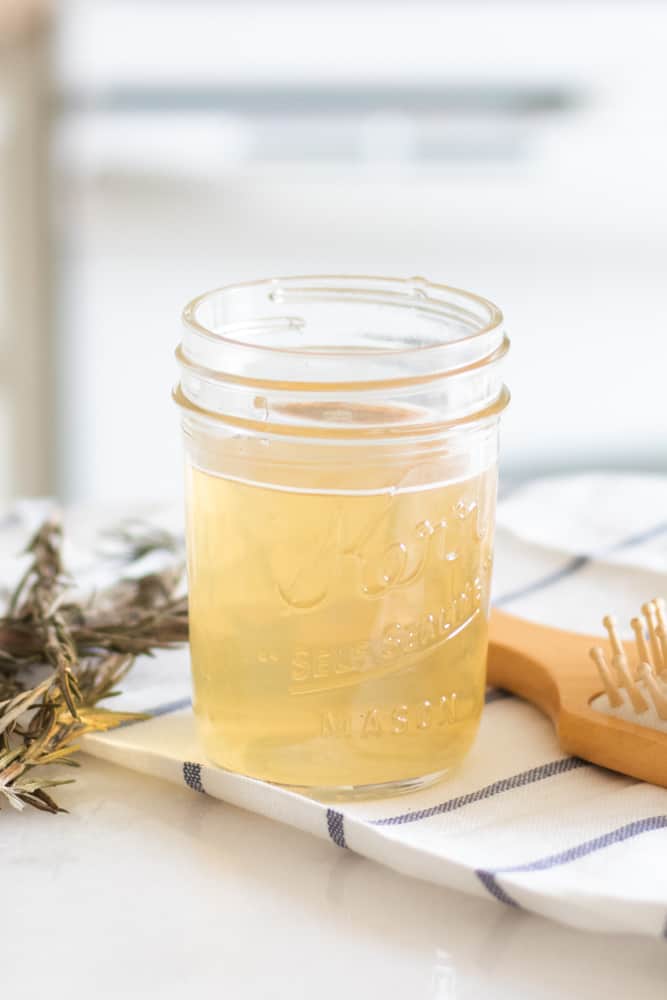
top-left (266, 495), bottom-right (491, 696)
top-left (277, 497), bottom-right (481, 609)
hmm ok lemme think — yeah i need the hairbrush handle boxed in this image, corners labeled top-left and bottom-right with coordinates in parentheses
top-left (487, 608), bottom-right (571, 722)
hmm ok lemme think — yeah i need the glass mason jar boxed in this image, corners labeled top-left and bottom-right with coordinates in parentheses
top-left (175, 275), bottom-right (509, 796)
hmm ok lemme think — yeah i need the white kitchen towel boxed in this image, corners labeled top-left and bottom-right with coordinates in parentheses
top-left (3, 474), bottom-right (667, 939)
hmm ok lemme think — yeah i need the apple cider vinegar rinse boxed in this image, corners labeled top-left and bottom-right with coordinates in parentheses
top-left (186, 453), bottom-right (496, 789)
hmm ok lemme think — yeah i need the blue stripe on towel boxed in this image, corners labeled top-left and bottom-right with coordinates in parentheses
top-left (183, 761), bottom-right (206, 794)
top-left (326, 809), bottom-right (347, 848)
top-left (477, 815), bottom-right (667, 909)
top-left (371, 757), bottom-right (588, 827)
top-left (148, 696), bottom-right (192, 717)
top-left (113, 696), bottom-right (192, 729)
top-left (494, 519), bottom-right (667, 608)
top-left (476, 871), bottom-right (520, 907)
top-left (494, 555), bottom-right (589, 608)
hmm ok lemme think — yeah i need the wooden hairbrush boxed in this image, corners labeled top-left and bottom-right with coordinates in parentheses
top-left (487, 598), bottom-right (667, 788)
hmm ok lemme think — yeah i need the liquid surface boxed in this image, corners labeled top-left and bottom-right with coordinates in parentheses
top-left (186, 456), bottom-right (496, 790)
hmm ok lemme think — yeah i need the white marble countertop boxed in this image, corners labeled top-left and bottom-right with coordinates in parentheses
top-left (5, 754), bottom-right (667, 999)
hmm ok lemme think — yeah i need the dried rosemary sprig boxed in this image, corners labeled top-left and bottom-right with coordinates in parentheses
top-left (7, 520), bottom-right (80, 714)
top-left (0, 516), bottom-right (188, 815)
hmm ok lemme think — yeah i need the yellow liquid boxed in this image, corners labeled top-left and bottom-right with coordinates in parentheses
top-left (186, 455), bottom-right (495, 791)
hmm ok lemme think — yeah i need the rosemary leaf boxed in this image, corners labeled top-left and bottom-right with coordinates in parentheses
top-left (0, 515), bottom-right (188, 816)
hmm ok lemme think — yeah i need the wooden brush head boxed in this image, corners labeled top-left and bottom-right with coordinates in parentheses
top-left (488, 598), bottom-right (667, 788)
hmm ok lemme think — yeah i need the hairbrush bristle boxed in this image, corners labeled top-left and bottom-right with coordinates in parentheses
top-left (642, 602), bottom-right (663, 670)
top-left (617, 657), bottom-right (649, 713)
top-left (657, 626), bottom-right (667, 678)
top-left (651, 598), bottom-right (667, 673)
top-left (640, 662), bottom-right (667, 721)
top-left (655, 597), bottom-right (667, 630)
top-left (602, 614), bottom-right (625, 664)
top-left (631, 618), bottom-right (651, 674)
top-left (591, 598), bottom-right (667, 722)
top-left (589, 646), bottom-right (623, 707)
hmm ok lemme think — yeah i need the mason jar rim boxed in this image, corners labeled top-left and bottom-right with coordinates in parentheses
top-left (182, 274), bottom-right (503, 364)
top-left (175, 274), bottom-right (509, 440)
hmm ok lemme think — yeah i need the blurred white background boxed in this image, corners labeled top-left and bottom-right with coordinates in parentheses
top-left (1, 1), bottom-right (666, 503)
